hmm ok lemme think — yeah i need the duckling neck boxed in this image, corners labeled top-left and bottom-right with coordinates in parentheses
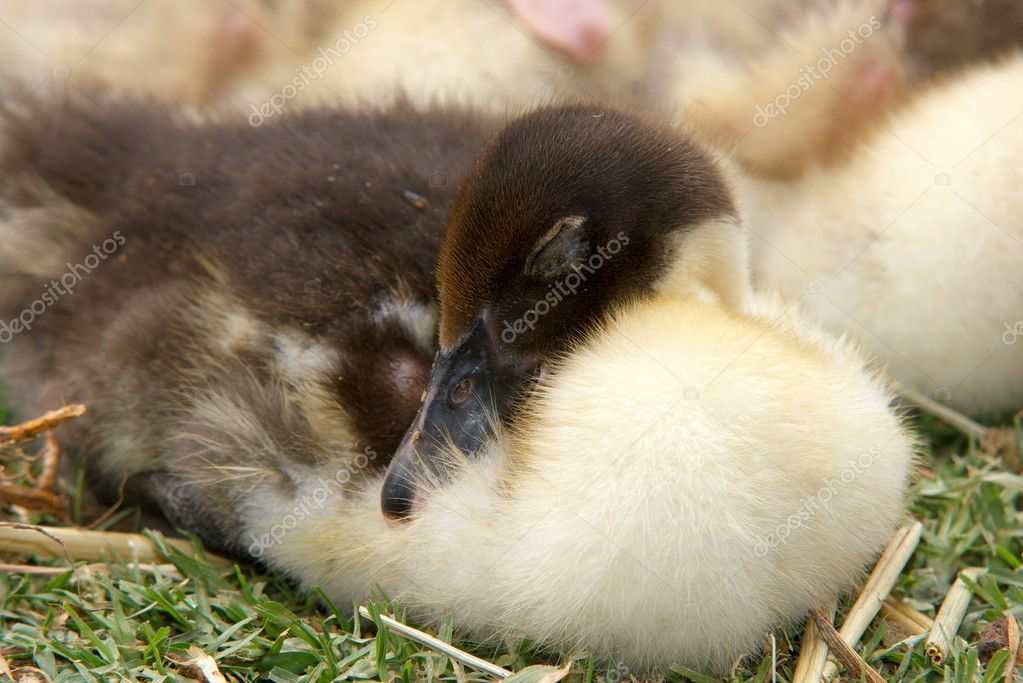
top-left (722, 155), bottom-right (846, 295)
top-left (653, 213), bottom-right (754, 314)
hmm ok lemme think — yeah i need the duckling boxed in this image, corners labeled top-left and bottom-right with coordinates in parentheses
top-left (263, 0), bottom-right (656, 115)
top-left (0, 95), bottom-right (915, 670)
top-left (658, 0), bottom-right (908, 178)
top-left (380, 104), bottom-right (751, 517)
top-left (0, 90), bottom-right (496, 553)
top-left (0, 0), bottom-right (907, 178)
top-left (741, 52), bottom-right (1023, 414)
top-left (281, 293), bottom-right (914, 672)
top-left (291, 0), bottom-right (906, 179)
top-left (0, 0), bottom-right (297, 105)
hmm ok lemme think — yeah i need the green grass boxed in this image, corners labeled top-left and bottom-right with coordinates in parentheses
top-left (2, 402), bottom-right (1022, 681)
top-left (0, 384), bottom-right (9, 426)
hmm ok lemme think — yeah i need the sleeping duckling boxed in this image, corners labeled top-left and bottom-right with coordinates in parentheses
top-left (742, 52), bottom-right (1023, 414)
top-left (380, 104), bottom-right (750, 516)
top-left (0, 90), bottom-right (495, 553)
top-left (284, 293), bottom-right (914, 672)
top-left (302, 107), bottom-right (914, 669)
top-left (0, 96), bottom-right (914, 670)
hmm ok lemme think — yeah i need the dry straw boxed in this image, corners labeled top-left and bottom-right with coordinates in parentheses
top-left (0, 523), bottom-right (231, 567)
top-left (879, 597), bottom-right (933, 636)
top-left (811, 609), bottom-right (886, 683)
top-left (357, 606), bottom-right (512, 678)
top-left (925, 567), bottom-right (986, 666)
top-left (792, 602), bottom-right (835, 683)
top-left (822, 522), bottom-right (923, 680)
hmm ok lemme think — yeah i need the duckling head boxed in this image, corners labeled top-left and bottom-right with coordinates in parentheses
top-left (383, 104), bottom-right (753, 519)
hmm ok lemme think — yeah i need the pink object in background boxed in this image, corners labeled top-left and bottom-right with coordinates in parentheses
top-left (502, 0), bottom-right (614, 63)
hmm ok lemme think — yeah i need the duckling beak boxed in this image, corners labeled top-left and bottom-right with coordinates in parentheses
top-left (381, 321), bottom-right (527, 520)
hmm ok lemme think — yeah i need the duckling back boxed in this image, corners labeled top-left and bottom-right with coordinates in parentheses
top-left (270, 294), bottom-right (915, 671)
top-left (0, 92), bottom-right (494, 553)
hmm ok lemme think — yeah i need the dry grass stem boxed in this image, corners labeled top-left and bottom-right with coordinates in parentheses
top-left (1007, 615), bottom-right (1019, 680)
top-left (0, 484), bottom-right (68, 515)
top-left (186, 646), bottom-right (228, 683)
top-left (0, 523), bottom-right (231, 567)
top-left (925, 567), bottom-right (986, 666)
top-left (811, 610), bottom-right (885, 683)
top-left (0, 405), bottom-right (87, 448)
top-left (0, 650), bottom-right (14, 681)
top-left (823, 522), bottom-right (922, 680)
top-left (793, 602), bottom-right (836, 683)
top-left (0, 561), bottom-right (183, 580)
top-left (879, 598), bottom-right (933, 636)
top-left (358, 606), bottom-right (511, 678)
top-left (37, 432), bottom-right (60, 490)
top-left (896, 385), bottom-right (987, 439)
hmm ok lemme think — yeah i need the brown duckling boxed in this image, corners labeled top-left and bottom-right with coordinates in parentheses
top-left (0, 89), bottom-right (494, 555)
top-left (381, 104), bottom-right (755, 518)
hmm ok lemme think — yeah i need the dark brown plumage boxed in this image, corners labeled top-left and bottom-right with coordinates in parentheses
top-left (382, 104), bottom-right (743, 518)
top-left (438, 105), bottom-right (734, 354)
top-left (0, 90), bottom-right (495, 554)
top-left (904, 0), bottom-right (1023, 80)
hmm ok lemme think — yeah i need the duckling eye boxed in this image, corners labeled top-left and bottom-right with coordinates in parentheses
top-left (448, 374), bottom-right (477, 408)
top-left (525, 215), bottom-right (588, 280)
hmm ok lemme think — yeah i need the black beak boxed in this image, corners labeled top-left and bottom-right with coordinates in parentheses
top-left (381, 320), bottom-right (530, 520)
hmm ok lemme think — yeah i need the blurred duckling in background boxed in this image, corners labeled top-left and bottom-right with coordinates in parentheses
top-left (0, 0), bottom-right (909, 178)
top-left (0, 95), bottom-right (914, 670)
top-left (6, 0), bottom-right (1022, 180)
top-left (741, 52), bottom-right (1023, 415)
top-left (0, 0), bottom-right (306, 104)
top-left (660, 0), bottom-right (908, 178)
top-left (289, 0), bottom-right (910, 179)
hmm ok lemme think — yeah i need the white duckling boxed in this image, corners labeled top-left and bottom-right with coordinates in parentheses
top-left (273, 290), bottom-right (914, 672)
top-left (742, 52), bottom-right (1023, 414)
